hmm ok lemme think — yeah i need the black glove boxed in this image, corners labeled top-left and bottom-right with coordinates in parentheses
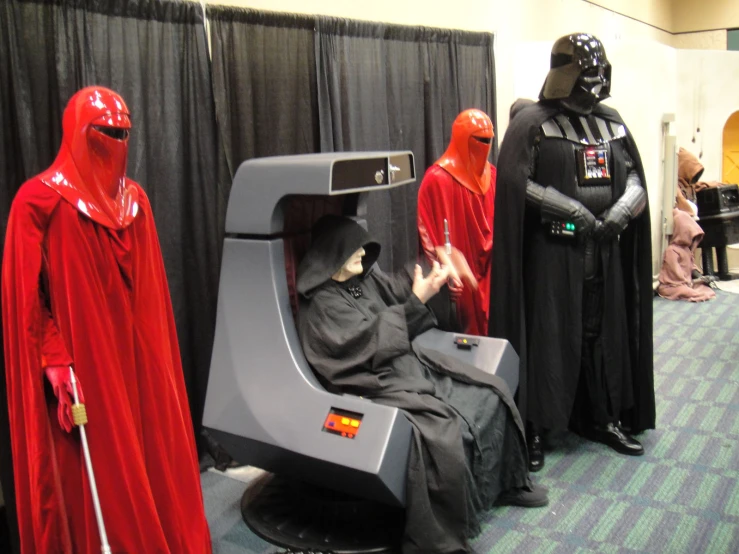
top-left (593, 172), bottom-right (646, 242)
top-left (526, 180), bottom-right (597, 236)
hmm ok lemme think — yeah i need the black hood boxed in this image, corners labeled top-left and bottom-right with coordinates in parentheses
top-left (297, 215), bottom-right (381, 298)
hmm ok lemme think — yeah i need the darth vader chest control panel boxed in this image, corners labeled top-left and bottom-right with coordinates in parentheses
top-left (577, 146), bottom-right (610, 186)
top-left (538, 112), bottom-right (628, 237)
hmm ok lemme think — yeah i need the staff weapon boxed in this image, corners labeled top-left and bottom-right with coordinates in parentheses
top-left (69, 367), bottom-right (112, 554)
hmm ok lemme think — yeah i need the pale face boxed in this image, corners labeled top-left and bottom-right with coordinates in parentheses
top-left (332, 247), bottom-right (366, 282)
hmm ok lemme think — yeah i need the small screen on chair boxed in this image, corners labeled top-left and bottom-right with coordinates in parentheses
top-left (323, 408), bottom-right (364, 439)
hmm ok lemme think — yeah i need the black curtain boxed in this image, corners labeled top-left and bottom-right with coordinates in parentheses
top-left (315, 19), bottom-right (496, 270)
top-left (0, 2), bottom-right (223, 549)
top-left (207, 9), bottom-right (496, 272)
top-left (207, 6), bottom-right (342, 335)
top-left (208, 7), bottom-right (320, 176)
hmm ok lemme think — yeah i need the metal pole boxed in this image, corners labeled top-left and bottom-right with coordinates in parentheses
top-left (69, 367), bottom-right (112, 554)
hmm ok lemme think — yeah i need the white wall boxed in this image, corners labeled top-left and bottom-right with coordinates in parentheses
top-left (676, 50), bottom-right (739, 184)
top-left (676, 51), bottom-right (739, 270)
top-left (510, 38), bottom-right (676, 270)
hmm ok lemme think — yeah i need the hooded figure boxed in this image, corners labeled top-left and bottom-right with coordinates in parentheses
top-left (417, 109), bottom-right (496, 336)
top-left (678, 147), bottom-right (705, 204)
top-left (2, 87), bottom-right (211, 553)
top-left (658, 209), bottom-right (716, 302)
top-left (297, 215), bottom-right (545, 554)
top-left (490, 34), bottom-right (655, 473)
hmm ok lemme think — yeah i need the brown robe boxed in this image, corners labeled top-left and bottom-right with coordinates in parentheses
top-left (658, 209), bottom-right (716, 302)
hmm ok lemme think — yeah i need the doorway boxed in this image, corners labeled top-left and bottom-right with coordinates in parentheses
top-left (723, 110), bottom-right (739, 184)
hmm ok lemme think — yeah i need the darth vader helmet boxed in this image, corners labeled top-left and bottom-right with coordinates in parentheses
top-left (539, 33), bottom-right (611, 114)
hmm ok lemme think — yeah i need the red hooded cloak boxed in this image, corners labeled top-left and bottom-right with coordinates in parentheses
top-left (417, 109), bottom-right (496, 335)
top-left (2, 87), bottom-right (211, 554)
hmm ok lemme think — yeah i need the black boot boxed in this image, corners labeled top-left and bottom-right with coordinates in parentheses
top-left (496, 482), bottom-right (549, 508)
top-left (583, 422), bottom-right (644, 456)
top-left (526, 422), bottom-right (544, 472)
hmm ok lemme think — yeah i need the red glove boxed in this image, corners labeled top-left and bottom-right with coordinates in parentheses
top-left (448, 283), bottom-right (463, 301)
top-left (45, 366), bottom-right (85, 433)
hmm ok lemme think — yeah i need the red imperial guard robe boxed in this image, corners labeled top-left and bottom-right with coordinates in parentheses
top-left (1, 87), bottom-right (211, 553)
top-left (417, 109), bottom-right (496, 336)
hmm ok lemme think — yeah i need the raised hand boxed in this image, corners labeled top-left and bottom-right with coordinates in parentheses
top-left (412, 261), bottom-right (451, 304)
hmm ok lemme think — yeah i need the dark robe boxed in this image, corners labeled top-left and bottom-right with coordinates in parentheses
top-left (297, 216), bottom-right (529, 554)
top-left (417, 164), bottom-right (496, 336)
top-left (2, 179), bottom-right (211, 553)
top-left (489, 101), bottom-right (655, 433)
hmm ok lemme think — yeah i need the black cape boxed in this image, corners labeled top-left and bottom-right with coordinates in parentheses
top-left (297, 216), bottom-right (530, 554)
top-left (489, 102), bottom-right (655, 434)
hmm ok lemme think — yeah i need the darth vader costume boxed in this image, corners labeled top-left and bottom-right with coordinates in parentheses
top-left (418, 109), bottom-right (496, 336)
top-left (490, 34), bottom-right (655, 471)
top-left (297, 215), bottom-right (542, 554)
top-left (2, 87), bottom-right (211, 553)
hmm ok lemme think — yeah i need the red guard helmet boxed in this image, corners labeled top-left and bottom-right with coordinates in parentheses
top-left (436, 109), bottom-right (494, 195)
top-left (39, 86), bottom-right (139, 229)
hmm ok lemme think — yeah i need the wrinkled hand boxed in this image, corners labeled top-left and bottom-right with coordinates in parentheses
top-left (412, 261), bottom-right (451, 304)
top-left (45, 366), bottom-right (85, 433)
top-left (434, 246), bottom-right (478, 297)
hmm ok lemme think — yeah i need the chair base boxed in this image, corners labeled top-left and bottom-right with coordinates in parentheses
top-left (241, 473), bottom-right (404, 554)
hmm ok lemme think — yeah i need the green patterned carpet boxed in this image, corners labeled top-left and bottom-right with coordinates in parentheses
top-left (202, 292), bottom-right (739, 554)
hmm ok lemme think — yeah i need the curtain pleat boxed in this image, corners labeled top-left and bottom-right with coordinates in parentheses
top-left (315, 17), bottom-right (496, 270)
top-left (0, 5), bottom-right (224, 550)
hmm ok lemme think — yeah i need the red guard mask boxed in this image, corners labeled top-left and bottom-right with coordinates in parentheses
top-left (39, 86), bottom-right (139, 229)
top-left (436, 109), bottom-right (494, 195)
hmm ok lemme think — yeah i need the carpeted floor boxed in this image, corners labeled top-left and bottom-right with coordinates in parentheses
top-left (202, 292), bottom-right (739, 554)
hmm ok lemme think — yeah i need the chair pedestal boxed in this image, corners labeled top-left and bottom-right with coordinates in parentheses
top-left (241, 473), bottom-right (403, 554)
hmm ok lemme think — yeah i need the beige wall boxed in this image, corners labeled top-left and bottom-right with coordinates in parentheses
top-left (673, 0), bottom-right (739, 33)
top-left (585, 0), bottom-right (739, 34)
top-left (673, 30), bottom-right (728, 50)
top-left (586, 0), bottom-right (673, 32)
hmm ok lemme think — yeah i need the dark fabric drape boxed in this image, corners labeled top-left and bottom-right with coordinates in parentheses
top-left (208, 7), bottom-right (320, 175)
top-left (207, 7), bottom-right (332, 325)
top-left (315, 19), bottom-right (496, 270)
top-left (0, 2), bottom-right (223, 549)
